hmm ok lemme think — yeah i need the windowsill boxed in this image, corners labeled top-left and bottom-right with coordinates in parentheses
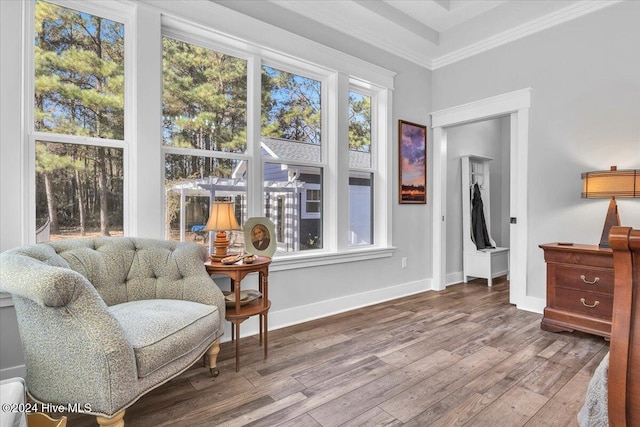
top-left (270, 245), bottom-right (396, 272)
top-left (1, 292), bottom-right (14, 308)
top-left (0, 247), bottom-right (397, 307)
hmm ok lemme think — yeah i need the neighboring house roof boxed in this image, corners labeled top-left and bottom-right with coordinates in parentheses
top-left (262, 137), bottom-right (371, 169)
top-left (168, 138), bottom-right (373, 192)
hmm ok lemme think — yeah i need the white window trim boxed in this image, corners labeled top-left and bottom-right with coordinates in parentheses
top-left (14, 0), bottom-right (396, 268)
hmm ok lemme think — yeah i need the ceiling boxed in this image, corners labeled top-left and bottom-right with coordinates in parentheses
top-left (211, 0), bottom-right (620, 70)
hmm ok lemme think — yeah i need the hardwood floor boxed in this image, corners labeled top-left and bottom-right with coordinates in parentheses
top-left (67, 278), bottom-right (608, 426)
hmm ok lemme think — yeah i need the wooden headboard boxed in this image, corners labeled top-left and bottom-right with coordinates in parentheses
top-left (609, 226), bottom-right (640, 426)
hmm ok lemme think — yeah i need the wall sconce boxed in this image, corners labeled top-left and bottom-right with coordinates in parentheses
top-left (581, 166), bottom-right (639, 248)
top-left (204, 201), bottom-right (241, 262)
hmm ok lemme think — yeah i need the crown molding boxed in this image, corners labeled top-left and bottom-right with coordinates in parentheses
top-left (431, 0), bottom-right (622, 70)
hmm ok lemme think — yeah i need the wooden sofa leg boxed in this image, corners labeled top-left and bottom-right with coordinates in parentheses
top-left (96, 410), bottom-right (125, 427)
top-left (206, 339), bottom-right (221, 377)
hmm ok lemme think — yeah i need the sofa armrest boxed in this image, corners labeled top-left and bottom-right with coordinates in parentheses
top-left (0, 253), bottom-right (92, 307)
top-left (1, 253), bottom-right (138, 415)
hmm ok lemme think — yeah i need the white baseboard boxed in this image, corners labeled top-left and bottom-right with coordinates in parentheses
top-left (515, 296), bottom-right (545, 315)
top-left (221, 278), bottom-right (433, 341)
top-left (445, 271), bottom-right (464, 286)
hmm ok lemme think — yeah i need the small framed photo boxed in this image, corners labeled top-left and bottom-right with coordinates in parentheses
top-left (399, 120), bottom-right (427, 204)
top-left (243, 217), bottom-right (277, 258)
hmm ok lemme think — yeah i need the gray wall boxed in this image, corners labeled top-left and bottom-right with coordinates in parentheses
top-left (445, 118), bottom-right (510, 280)
top-left (433, 1), bottom-right (640, 299)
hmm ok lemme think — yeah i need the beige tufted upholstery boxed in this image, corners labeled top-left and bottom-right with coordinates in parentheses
top-left (0, 237), bottom-right (225, 426)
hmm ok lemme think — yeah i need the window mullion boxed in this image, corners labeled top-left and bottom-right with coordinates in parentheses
top-left (326, 72), bottom-right (350, 252)
top-left (247, 55), bottom-right (263, 218)
top-left (375, 88), bottom-right (392, 248)
top-left (133, 5), bottom-right (163, 238)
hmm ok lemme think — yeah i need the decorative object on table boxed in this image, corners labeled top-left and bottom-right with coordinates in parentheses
top-left (398, 119), bottom-right (427, 204)
top-left (204, 201), bottom-right (242, 262)
top-left (221, 253), bottom-right (244, 265)
top-left (243, 217), bottom-right (277, 258)
top-left (221, 253), bottom-right (258, 265)
top-left (581, 166), bottom-right (639, 248)
top-left (223, 290), bottom-right (262, 307)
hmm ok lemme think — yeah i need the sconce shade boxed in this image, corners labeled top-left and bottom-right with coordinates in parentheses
top-left (581, 168), bottom-right (639, 198)
top-left (581, 167), bottom-right (639, 248)
top-left (204, 201), bottom-right (241, 262)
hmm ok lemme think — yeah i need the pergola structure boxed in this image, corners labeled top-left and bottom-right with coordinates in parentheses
top-left (166, 175), bottom-right (306, 252)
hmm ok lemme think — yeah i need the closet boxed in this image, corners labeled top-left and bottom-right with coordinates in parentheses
top-left (461, 155), bottom-right (509, 286)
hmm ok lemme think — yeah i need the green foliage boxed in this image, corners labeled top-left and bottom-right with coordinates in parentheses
top-left (261, 66), bottom-right (321, 144)
top-left (162, 37), bottom-right (247, 154)
top-left (34, 1), bottom-right (125, 234)
top-left (34, 1), bottom-right (124, 139)
top-left (349, 91), bottom-right (371, 152)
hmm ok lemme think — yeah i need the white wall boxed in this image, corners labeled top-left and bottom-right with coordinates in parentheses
top-left (445, 117), bottom-right (510, 281)
top-left (0, 0), bottom-right (432, 377)
top-left (432, 1), bottom-right (640, 299)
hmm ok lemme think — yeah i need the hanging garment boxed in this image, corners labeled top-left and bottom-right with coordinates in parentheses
top-left (471, 183), bottom-right (495, 250)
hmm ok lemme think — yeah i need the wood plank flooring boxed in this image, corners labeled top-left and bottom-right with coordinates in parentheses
top-left (66, 278), bottom-right (608, 426)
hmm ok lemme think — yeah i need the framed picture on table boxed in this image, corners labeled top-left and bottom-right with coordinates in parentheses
top-left (243, 217), bottom-right (277, 258)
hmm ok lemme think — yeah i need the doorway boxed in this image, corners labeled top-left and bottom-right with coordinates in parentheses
top-left (445, 117), bottom-right (511, 285)
top-left (430, 88), bottom-right (531, 309)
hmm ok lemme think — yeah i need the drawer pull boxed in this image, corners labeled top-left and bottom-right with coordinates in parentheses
top-left (580, 275), bottom-right (600, 285)
top-left (580, 298), bottom-right (600, 308)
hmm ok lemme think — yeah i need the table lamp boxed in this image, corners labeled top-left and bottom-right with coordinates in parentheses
top-left (581, 166), bottom-right (639, 248)
top-left (204, 201), bottom-right (241, 262)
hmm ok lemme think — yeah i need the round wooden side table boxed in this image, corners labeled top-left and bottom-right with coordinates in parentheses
top-left (205, 257), bottom-right (271, 372)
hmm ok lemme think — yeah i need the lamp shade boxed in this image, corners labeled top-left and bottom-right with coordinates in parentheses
top-left (204, 202), bottom-right (241, 231)
top-left (581, 166), bottom-right (639, 249)
top-left (581, 167), bottom-right (639, 199)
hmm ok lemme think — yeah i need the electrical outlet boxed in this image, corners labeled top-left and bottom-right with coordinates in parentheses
top-left (401, 257), bottom-right (408, 268)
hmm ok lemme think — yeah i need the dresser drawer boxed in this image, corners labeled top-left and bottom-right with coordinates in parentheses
top-left (553, 287), bottom-right (613, 320)
top-left (553, 265), bottom-right (614, 295)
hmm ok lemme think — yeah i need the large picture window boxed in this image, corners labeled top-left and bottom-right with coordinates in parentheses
top-left (21, 1), bottom-right (392, 261)
top-left (33, 0), bottom-right (125, 240)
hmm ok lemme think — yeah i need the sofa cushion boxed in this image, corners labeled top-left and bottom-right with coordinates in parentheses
top-left (109, 299), bottom-right (219, 378)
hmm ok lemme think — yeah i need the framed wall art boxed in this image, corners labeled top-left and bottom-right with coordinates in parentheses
top-left (398, 120), bottom-right (427, 204)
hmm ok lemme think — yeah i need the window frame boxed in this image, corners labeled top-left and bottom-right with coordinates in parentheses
top-left (25, 0), bottom-right (133, 242)
top-left (18, 0), bottom-right (395, 268)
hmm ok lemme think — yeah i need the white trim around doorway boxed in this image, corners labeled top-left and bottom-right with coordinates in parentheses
top-left (430, 88), bottom-right (543, 313)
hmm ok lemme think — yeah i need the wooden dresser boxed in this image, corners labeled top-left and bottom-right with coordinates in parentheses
top-left (539, 243), bottom-right (614, 339)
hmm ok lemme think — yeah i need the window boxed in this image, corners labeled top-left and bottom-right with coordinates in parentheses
top-left (162, 35), bottom-right (248, 245)
top-left (33, 0), bottom-right (125, 240)
top-left (261, 65), bottom-right (323, 252)
top-left (302, 185), bottom-right (321, 219)
top-left (23, 3), bottom-right (391, 258)
top-left (348, 89), bottom-right (373, 245)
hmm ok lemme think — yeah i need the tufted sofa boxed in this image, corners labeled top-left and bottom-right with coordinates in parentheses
top-left (0, 237), bottom-right (225, 427)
